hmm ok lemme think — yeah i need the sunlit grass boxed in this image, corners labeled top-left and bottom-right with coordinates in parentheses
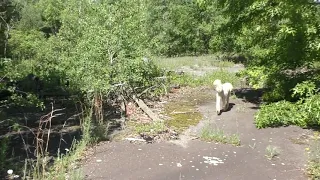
top-left (154, 55), bottom-right (235, 70)
top-left (170, 70), bottom-right (240, 88)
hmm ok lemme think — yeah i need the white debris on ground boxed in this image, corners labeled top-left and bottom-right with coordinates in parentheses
top-left (203, 156), bottom-right (224, 166)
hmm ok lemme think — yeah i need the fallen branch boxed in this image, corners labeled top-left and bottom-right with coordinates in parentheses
top-left (132, 95), bottom-right (161, 122)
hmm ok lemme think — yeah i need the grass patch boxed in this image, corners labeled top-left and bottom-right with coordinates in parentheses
top-left (34, 115), bottom-right (91, 180)
top-left (6, 108), bottom-right (93, 180)
top-left (65, 168), bottom-right (84, 180)
top-left (154, 55), bottom-right (235, 70)
top-left (134, 121), bottom-right (167, 135)
top-left (307, 132), bottom-right (320, 179)
top-left (313, 61), bottom-right (320, 68)
top-left (265, 145), bottom-right (280, 160)
top-left (170, 70), bottom-right (240, 88)
top-left (199, 124), bottom-right (241, 146)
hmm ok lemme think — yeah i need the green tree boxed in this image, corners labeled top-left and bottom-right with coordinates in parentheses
top-left (0, 0), bottom-right (17, 58)
top-left (213, 0), bottom-right (320, 101)
top-left (144, 0), bottom-right (222, 57)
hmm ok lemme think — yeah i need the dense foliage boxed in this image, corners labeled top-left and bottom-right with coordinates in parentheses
top-left (255, 81), bottom-right (320, 128)
top-left (0, 0), bottom-right (225, 106)
top-left (209, 0), bottom-right (320, 128)
top-left (0, 0), bottom-right (319, 126)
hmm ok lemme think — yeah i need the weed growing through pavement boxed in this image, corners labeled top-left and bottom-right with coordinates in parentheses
top-left (265, 145), bottom-right (280, 160)
top-left (199, 123), bottom-right (241, 146)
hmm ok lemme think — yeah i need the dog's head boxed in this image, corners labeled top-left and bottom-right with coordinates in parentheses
top-left (213, 79), bottom-right (223, 92)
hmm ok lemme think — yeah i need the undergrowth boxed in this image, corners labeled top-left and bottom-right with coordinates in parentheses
top-left (2, 106), bottom-right (93, 180)
top-left (255, 81), bottom-right (320, 129)
top-left (42, 114), bottom-right (92, 180)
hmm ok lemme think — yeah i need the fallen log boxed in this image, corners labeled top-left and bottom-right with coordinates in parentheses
top-left (132, 95), bottom-right (161, 122)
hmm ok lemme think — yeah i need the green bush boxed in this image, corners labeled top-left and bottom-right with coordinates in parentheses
top-left (238, 67), bottom-right (320, 103)
top-left (254, 100), bottom-right (305, 128)
top-left (111, 58), bottom-right (164, 91)
top-left (255, 81), bottom-right (320, 129)
top-left (237, 66), bottom-right (268, 89)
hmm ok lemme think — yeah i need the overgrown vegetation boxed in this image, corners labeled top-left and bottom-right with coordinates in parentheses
top-left (255, 81), bottom-right (320, 129)
top-left (1, 0), bottom-right (320, 178)
top-left (203, 0), bottom-right (320, 130)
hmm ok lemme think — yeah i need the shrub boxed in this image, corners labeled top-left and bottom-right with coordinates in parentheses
top-left (237, 66), bottom-right (269, 89)
top-left (255, 81), bottom-right (320, 129)
top-left (255, 101), bottom-right (304, 128)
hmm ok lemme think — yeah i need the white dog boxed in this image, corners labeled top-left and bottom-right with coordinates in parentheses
top-left (213, 79), bottom-right (233, 115)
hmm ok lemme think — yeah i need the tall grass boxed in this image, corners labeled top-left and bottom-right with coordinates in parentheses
top-left (154, 55), bottom-right (235, 70)
top-left (170, 70), bottom-right (240, 88)
top-left (4, 105), bottom-right (94, 180)
top-left (43, 113), bottom-right (92, 180)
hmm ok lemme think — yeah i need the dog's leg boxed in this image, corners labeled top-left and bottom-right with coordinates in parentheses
top-left (225, 91), bottom-right (230, 110)
top-left (221, 95), bottom-right (226, 112)
top-left (216, 93), bottom-right (221, 115)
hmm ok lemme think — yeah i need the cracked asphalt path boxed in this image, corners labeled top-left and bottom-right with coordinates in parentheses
top-left (82, 90), bottom-right (310, 180)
